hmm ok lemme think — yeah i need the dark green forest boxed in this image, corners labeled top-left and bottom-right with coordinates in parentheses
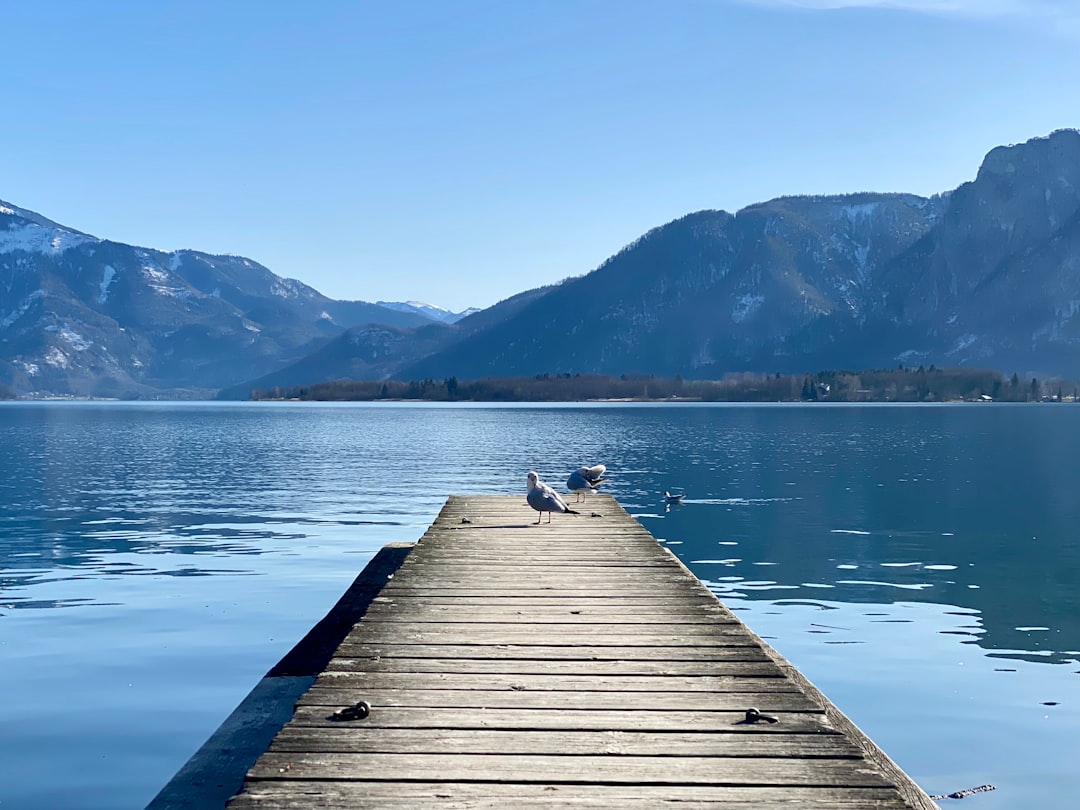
top-left (251, 367), bottom-right (1078, 403)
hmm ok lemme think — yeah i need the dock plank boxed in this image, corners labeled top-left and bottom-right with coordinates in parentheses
top-left (307, 669), bottom-right (798, 689)
top-left (282, 705), bottom-right (837, 734)
top-left (229, 782), bottom-right (914, 809)
top-left (295, 687), bottom-right (815, 710)
top-left (320, 660), bottom-right (786, 678)
top-left (246, 752), bottom-right (895, 786)
top-left (266, 727), bottom-right (863, 756)
top-left (227, 494), bottom-right (937, 809)
top-left (332, 643), bottom-right (772, 661)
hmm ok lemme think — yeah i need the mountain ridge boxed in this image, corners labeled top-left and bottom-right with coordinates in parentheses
top-left (375, 300), bottom-right (479, 324)
top-left (0, 203), bottom-right (450, 397)
top-left (393, 130), bottom-right (1080, 383)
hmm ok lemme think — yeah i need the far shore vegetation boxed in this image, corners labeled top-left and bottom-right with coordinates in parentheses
top-left (251, 367), bottom-right (1079, 404)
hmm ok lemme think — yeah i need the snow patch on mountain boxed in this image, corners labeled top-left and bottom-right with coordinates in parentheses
top-left (949, 334), bottom-right (979, 354)
top-left (99, 266), bottom-right (117, 303)
top-left (0, 222), bottom-right (95, 255)
top-left (44, 347), bottom-right (70, 368)
top-left (271, 277), bottom-right (307, 299)
top-left (838, 202), bottom-right (880, 221)
top-left (854, 242), bottom-right (870, 277)
top-left (141, 265), bottom-right (190, 298)
top-left (57, 325), bottom-right (90, 351)
top-left (1, 291), bottom-right (44, 329)
top-left (732, 294), bottom-right (764, 323)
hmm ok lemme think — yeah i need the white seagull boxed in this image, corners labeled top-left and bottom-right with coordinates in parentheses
top-left (566, 463), bottom-right (608, 502)
top-left (527, 471), bottom-right (579, 523)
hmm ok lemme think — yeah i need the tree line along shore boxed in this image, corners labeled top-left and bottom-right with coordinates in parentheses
top-left (251, 367), bottom-right (1079, 403)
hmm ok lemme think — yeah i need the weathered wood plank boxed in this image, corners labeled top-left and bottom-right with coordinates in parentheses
top-left (332, 635), bottom-right (759, 651)
top-left (246, 752), bottom-right (895, 787)
top-left (382, 577), bottom-right (702, 590)
top-left (297, 686), bottom-right (814, 710)
top-left (282, 705), bottom-right (835, 733)
top-left (321, 660), bottom-right (786, 679)
top-left (359, 613), bottom-right (737, 625)
top-left (313, 670), bottom-right (792, 690)
top-left (228, 782), bottom-right (913, 809)
top-left (360, 610), bottom-right (737, 621)
top-left (266, 727), bottom-right (862, 757)
top-left (371, 595), bottom-right (736, 607)
top-left (371, 591), bottom-right (734, 604)
top-left (332, 643), bottom-right (772, 662)
top-left (344, 626), bottom-right (758, 644)
top-left (364, 602), bottom-right (733, 618)
top-left (394, 562), bottom-right (676, 570)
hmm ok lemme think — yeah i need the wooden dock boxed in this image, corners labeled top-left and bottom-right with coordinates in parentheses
top-left (226, 494), bottom-right (937, 809)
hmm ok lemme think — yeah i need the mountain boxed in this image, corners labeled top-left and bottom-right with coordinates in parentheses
top-left (393, 129), bottom-right (1080, 382)
top-left (7, 129), bottom-right (1080, 399)
top-left (398, 194), bottom-right (946, 380)
top-left (0, 201), bottom-right (432, 397)
top-left (376, 300), bottom-right (479, 324)
top-left (876, 131), bottom-right (1080, 372)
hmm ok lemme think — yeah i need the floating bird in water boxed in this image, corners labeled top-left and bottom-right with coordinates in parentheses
top-left (566, 463), bottom-right (607, 502)
top-left (527, 471), bottom-right (580, 523)
top-left (664, 490), bottom-right (686, 505)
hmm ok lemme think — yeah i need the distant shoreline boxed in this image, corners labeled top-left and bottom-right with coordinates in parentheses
top-left (250, 396), bottom-right (1065, 404)
top-left (245, 367), bottom-right (1078, 405)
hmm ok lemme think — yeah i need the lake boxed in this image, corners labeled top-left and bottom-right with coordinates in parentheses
top-left (1, 401), bottom-right (1078, 808)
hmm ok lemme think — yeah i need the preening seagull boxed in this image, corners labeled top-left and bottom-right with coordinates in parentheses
top-left (527, 471), bottom-right (579, 523)
top-left (583, 464), bottom-right (606, 485)
top-left (566, 463), bottom-right (607, 502)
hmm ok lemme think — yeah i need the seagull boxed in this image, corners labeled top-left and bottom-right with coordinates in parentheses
top-left (664, 490), bottom-right (686, 505)
top-left (527, 471), bottom-right (580, 523)
top-left (566, 463), bottom-right (608, 502)
top-left (583, 464), bottom-right (607, 485)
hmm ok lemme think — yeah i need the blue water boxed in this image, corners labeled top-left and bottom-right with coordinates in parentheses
top-left (1, 401), bottom-right (1078, 808)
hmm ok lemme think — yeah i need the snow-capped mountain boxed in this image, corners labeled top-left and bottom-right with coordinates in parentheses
top-left (0, 201), bottom-right (432, 397)
top-left (376, 301), bottom-right (479, 324)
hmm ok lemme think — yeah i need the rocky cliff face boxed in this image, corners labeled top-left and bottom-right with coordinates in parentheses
top-left (879, 129), bottom-right (1080, 372)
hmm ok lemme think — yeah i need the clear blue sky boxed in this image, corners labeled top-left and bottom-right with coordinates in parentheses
top-left (3, 1), bottom-right (1076, 312)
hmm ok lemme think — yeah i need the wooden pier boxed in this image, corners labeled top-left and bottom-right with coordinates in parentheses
top-left (225, 494), bottom-right (937, 809)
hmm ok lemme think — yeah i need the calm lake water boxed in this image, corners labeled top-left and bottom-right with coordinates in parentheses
top-left (1, 401), bottom-right (1078, 809)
